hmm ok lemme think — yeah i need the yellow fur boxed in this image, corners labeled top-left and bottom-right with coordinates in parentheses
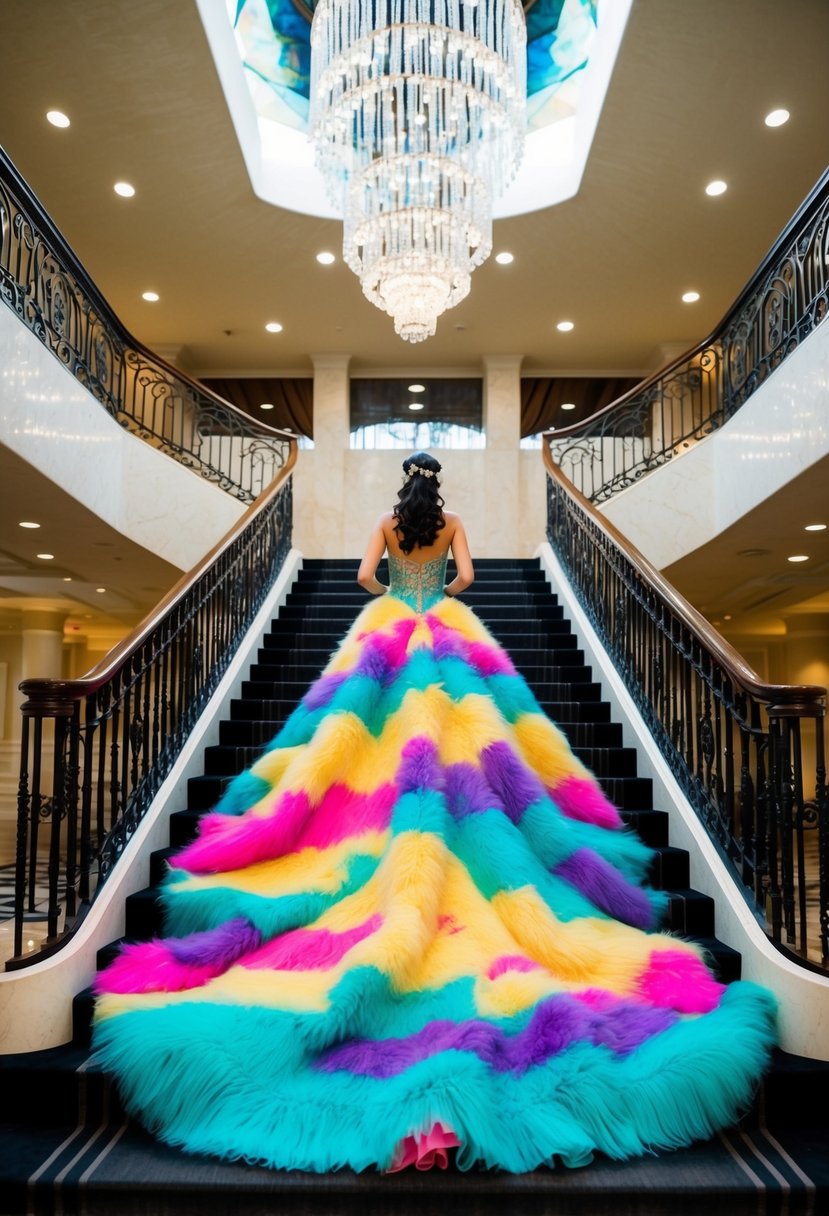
top-left (513, 713), bottom-right (590, 786)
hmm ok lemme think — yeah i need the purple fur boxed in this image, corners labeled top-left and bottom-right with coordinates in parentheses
top-left (443, 762), bottom-right (504, 818)
top-left (480, 742), bottom-right (545, 824)
top-left (303, 672), bottom-right (348, 711)
top-left (167, 918), bottom-right (262, 967)
top-left (396, 737), bottom-right (443, 794)
top-left (316, 995), bottom-right (677, 1078)
top-left (555, 848), bottom-right (655, 930)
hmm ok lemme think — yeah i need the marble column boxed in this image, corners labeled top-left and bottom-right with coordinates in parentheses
top-left (781, 611), bottom-right (829, 802)
top-left (483, 355), bottom-right (523, 556)
top-left (21, 610), bottom-right (66, 682)
top-left (294, 354), bottom-right (351, 557)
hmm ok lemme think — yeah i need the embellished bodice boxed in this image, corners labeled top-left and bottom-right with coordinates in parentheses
top-left (387, 552), bottom-right (448, 613)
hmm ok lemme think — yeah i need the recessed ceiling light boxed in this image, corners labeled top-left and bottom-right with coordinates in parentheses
top-left (495, 252), bottom-right (514, 265)
top-left (265, 322), bottom-right (283, 333)
top-left (705, 180), bottom-right (727, 197)
top-left (804, 523), bottom-right (826, 532)
top-left (408, 383), bottom-right (425, 393)
top-left (764, 108), bottom-right (790, 128)
top-left (63, 576), bottom-right (72, 582)
top-left (19, 520), bottom-right (40, 529)
top-left (787, 554), bottom-right (809, 563)
top-left (96, 587), bottom-right (106, 593)
top-left (556, 320), bottom-right (575, 332)
top-left (561, 402), bottom-right (576, 411)
top-left (316, 251), bottom-right (336, 265)
top-left (723, 614), bottom-right (732, 621)
top-left (682, 291), bottom-right (700, 303)
top-left (260, 403), bottom-right (274, 410)
top-left (142, 291), bottom-right (159, 302)
top-left (408, 402), bottom-right (425, 411)
top-left (114, 181), bottom-right (136, 198)
top-left (46, 110), bottom-right (70, 128)
top-left (37, 553), bottom-right (54, 560)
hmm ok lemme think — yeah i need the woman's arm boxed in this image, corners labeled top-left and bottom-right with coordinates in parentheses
top-left (357, 517), bottom-right (389, 595)
top-left (445, 517), bottom-right (474, 597)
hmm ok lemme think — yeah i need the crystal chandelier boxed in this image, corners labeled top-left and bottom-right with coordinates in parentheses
top-left (310, 0), bottom-right (526, 343)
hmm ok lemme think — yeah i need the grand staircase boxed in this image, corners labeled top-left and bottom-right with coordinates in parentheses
top-left (1, 558), bottom-right (826, 1215)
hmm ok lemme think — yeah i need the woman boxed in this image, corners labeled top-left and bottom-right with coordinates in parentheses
top-left (93, 452), bottom-right (776, 1173)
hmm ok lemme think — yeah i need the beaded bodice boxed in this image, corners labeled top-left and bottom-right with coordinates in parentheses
top-left (387, 551), bottom-right (448, 613)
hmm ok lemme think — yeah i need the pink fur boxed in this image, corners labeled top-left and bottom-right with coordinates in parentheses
top-left (294, 783), bottom-right (396, 851)
top-left (487, 955), bottom-right (541, 980)
top-left (96, 942), bottom-right (223, 995)
top-left (637, 949), bottom-right (725, 1013)
top-left (242, 914), bottom-right (383, 972)
top-left (172, 790), bottom-right (313, 874)
top-left (466, 640), bottom-right (515, 676)
top-left (388, 1123), bottom-right (460, 1172)
top-left (550, 775), bottom-right (623, 830)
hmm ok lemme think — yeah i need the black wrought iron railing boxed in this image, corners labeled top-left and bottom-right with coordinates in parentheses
top-left (8, 451), bottom-right (296, 970)
top-left (546, 168), bottom-right (829, 503)
top-left (0, 145), bottom-right (289, 503)
top-left (544, 447), bottom-right (828, 969)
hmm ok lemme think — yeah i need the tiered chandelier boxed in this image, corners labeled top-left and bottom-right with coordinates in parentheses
top-left (310, 0), bottom-right (527, 343)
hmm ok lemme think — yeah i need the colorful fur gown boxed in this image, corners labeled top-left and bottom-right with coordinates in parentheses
top-left (93, 553), bottom-right (777, 1172)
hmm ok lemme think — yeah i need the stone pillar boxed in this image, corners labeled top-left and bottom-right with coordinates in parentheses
top-left (293, 354), bottom-right (351, 557)
top-left (483, 355), bottom-right (522, 556)
top-left (21, 610), bottom-right (66, 682)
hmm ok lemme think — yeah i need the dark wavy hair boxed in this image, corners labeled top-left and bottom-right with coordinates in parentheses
top-left (392, 451), bottom-right (446, 554)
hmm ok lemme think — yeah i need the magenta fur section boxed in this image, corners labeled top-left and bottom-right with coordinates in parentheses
top-left (487, 955), bottom-right (542, 980)
top-left (96, 919), bottom-right (262, 995)
top-left (555, 848), bottom-right (656, 930)
top-left (242, 914), bottom-right (383, 972)
top-left (637, 949), bottom-right (725, 1014)
top-left (550, 774), bottom-right (623, 829)
top-left (316, 994), bottom-right (678, 1079)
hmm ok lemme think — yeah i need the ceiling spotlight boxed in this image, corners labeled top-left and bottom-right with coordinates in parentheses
top-left (804, 523), bottom-right (826, 531)
top-left (37, 553), bottom-right (55, 560)
top-left (556, 320), bottom-right (575, 332)
top-left (316, 251), bottom-right (336, 265)
top-left (723, 614), bottom-right (732, 621)
top-left (96, 587), bottom-right (107, 593)
top-left (142, 291), bottom-right (159, 302)
top-left (495, 252), bottom-right (514, 265)
top-left (46, 110), bottom-right (70, 128)
top-left (260, 403), bottom-right (274, 410)
top-left (787, 554), bottom-right (809, 563)
top-left (561, 402), bottom-right (576, 411)
top-left (682, 291), bottom-right (700, 303)
top-left (705, 180), bottom-right (727, 197)
top-left (764, 108), bottom-right (790, 128)
top-left (408, 402), bottom-right (425, 411)
top-left (408, 383), bottom-right (426, 393)
top-left (114, 181), bottom-right (136, 198)
top-left (63, 576), bottom-right (73, 582)
top-left (265, 322), bottom-right (283, 333)
top-left (19, 521), bottom-right (40, 529)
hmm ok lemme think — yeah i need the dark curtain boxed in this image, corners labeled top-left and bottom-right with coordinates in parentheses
top-left (520, 377), bottom-right (642, 437)
top-left (201, 378), bottom-right (314, 438)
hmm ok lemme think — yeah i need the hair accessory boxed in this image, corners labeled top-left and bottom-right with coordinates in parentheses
top-left (407, 463), bottom-right (435, 479)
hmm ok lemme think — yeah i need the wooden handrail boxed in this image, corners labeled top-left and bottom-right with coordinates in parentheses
top-left (542, 442), bottom-right (826, 715)
top-left (19, 442), bottom-right (297, 711)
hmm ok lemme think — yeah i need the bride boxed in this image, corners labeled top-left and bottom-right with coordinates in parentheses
top-left (93, 450), bottom-right (777, 1173)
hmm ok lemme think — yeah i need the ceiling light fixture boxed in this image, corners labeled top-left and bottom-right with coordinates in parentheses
top-left (46, 110), bottom-right (70, 128)
top-left (309, 0), bottom-right (526, 343)
top-left (682, 291), bottom-right (700, 303)
top-left (804, 523), bottom-right (826, 532)
top-left (556, 320), bottom-right (575, 332)
top-left (142, 291), bottom-right (160, 302)
top-left (265, 321), bottom-right (283, 333)
top-left (705, 179), bottom-right (727, 197)
top-left (37, 553), bottom-right (55, 560)
top-left (787, 554), bottom-right (809, 563)
top-left (18, 521), bottom-right (40, 529)
top-left (495, 252), bottom-right (514, 265)
top-left (316, 251), bottom-right (336, 265)
top-left (114, 181), bottom-right (136, 198)
top-left (96, 587), bottom-right (107, 593)
top-left (260, 403), bottom-right (274, 410)
top-left (408, 402), bottom-right (425, 411)
top-left (408, 384), bottom-right (426, 393)
top-left (63, 576), bottom-right (72, 582)
top-left (561, 402), bottom-right (576, 410)
top-left (764, 108), bottom-right (790, 128)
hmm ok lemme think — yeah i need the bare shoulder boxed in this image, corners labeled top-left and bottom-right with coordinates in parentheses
top-left (443, 511), bottom-right (464, 535)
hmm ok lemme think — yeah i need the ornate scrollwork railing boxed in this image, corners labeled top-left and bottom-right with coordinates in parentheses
top-left (8, 454), bottom-right (296, 970)
top-left (546, 168), bottom-right (829, 502)
top-left (0, 145), bottom-right (290, 502)
top-left (544, 447), bottom-right (828, 969)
